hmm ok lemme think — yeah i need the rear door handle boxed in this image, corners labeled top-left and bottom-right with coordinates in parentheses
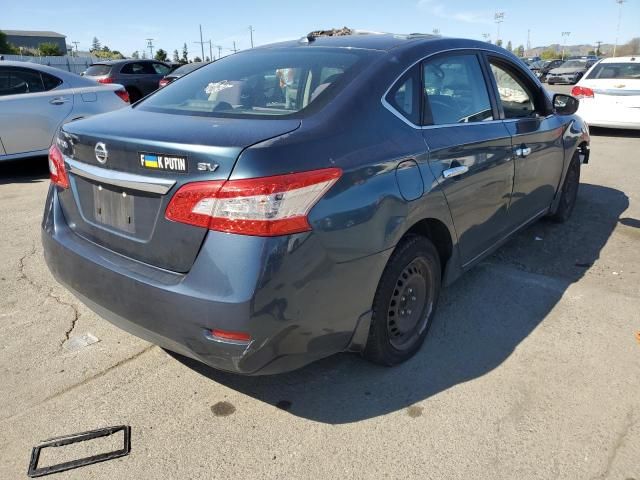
top-left (515, 146), bottom-right (532, 157)
top-left (442, 165), bottom-right (469, 179)
top-left (49, 97), bottom-right (70, 105)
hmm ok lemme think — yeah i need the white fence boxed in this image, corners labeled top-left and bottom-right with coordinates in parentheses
top-left (0, 55), bottom-right (100, 74)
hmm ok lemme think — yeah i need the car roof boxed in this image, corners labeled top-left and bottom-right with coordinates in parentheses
top-left (0, 60), bottom-right (97, 86)
top-left (91, 59), bottom-right (166, 65)
top-left (598, 56), bottom-right (639, 63)
top-left (258, 32), bottom-right (442, 52)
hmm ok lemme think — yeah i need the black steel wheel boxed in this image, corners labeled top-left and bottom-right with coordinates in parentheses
top-left (364, 235), bottom-right (441, 366)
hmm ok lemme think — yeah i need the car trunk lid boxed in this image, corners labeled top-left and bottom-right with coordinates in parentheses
top-left (57, 108), bottom-right (300, 272)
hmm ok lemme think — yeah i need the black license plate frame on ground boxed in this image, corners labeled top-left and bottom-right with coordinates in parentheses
top-left (27, 425), bottom-right (131, 478)
top-left (93, 184), bottom-right (135, 233)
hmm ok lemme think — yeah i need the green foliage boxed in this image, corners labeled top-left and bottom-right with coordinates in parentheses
top-left (155, 48), bottom-right (168, 61)
top-left (131, 50), bottom-right (140, 59)
top-left (496, 39), bottom-right (503, 47)
top-left (516, 45), bottom-right (525, 57)
top-left (540, 48), bottom-right (559, 60)
top-left (0, 31), bottom-right (19, 54)
top-left (181, 42), bottom-right (188, 63)
top-left (173, 49), bottom-right (179, 62)
top-left (506, 41), bottom-right (512, 52)
top-left (91, 37), bottom-right (101, 52)
top-left (38, 42), bottom-right (62, 56)
top-left (193, 56), bottom-right (202, 62)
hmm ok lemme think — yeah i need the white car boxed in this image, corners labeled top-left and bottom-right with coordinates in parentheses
top-left (571, 56), bottom-right (640, 130)
top-left (0, 61), bottom-right (130, 161)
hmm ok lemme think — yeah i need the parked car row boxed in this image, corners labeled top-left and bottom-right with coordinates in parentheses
top-left (0, 62), bottom-right (129, 162)
top-left (529, 57), bottom-right (599, 84)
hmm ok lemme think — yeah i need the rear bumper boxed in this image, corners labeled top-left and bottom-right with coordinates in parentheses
top-left (42, 186), bottom-right (389, 374)
top-left (577, 102), bottom-right (640, 130)
top-left (547, 74), bottom-right (580, 84)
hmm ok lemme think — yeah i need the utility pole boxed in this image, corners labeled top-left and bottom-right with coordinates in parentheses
top-left (527, 29), bottom-right (531, 52)
top-left (613, 0), bottom-right (626, 57)
top-left (232, 41), bottom-right (238, 53)
top-left (249, 25), bottom-right (255, 48)
top-left (595, 40), bottom-right (603, 57)
top-left (432, 28), bottom-right (440, 35)
top-left (208, 40), bottom-right (213, 61)
top-left (72, 41), bottom-right (80, 56)
top-left (199, 25), bottom-right (205, 60)
top-left (561, 31), bottom-right (571, 60)
top-left (145, 38), bottom-right (154, 59)
top-left (494, 12), bottom-right (505, 45)
top-left (214, 45), bottom-right (223, 59)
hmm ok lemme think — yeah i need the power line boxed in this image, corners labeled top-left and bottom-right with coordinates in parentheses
top-left (561, 31), bottom-right (571, 60)
top-left (71, 41), bottom-right (80, 56)
top-left (494, 12), bottom-right (505, 44)
top-left (145, 38), bottom-right (154, 59)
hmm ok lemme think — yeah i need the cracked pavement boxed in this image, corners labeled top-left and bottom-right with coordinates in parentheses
top-left (0, 86), bottom-right (639, 479)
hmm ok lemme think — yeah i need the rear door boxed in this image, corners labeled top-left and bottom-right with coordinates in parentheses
top-left (0, 67), bottom-right (71, 155)
top-left (485, 56), bottom-right (564, 226)
top-left (420, 52), bottom-right (515, 265)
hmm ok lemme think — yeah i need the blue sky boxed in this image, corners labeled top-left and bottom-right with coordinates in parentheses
top-left (3, 0), bottom-right (639, 58)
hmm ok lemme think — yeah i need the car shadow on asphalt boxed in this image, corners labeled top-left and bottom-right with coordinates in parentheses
top-left (0, 156), bottom-right (49, 185)
top-left (589, 127), bottom-right (640, 139)
top-left (170, 182), bottom-right (628, 424)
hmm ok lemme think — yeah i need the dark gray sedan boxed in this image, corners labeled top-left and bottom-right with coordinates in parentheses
top-left (42, 34), bottom-right (590, 374)
top-left (83, 59), bottom-right (171, 102)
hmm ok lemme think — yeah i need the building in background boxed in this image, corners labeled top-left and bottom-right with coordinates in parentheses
top-left (1, 30), bottom-right (67, 53)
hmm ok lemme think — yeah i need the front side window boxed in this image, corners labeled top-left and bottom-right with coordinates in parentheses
top-left (586, 62), bottom-right (640, 80)
top-left (423, 54), bottom-right (494, 125)
top-left (121, 63), bottom-right (147, 75)
top-left (489, 62), bottom-right (536, 119)
top-left (138, 48), bottom-right (375, 118)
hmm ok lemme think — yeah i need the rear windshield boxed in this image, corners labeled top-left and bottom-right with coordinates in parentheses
top-left (586, 62), bottom-right (640, 80)
top-left (84, 64), bottom-right (112, 76)
top-left (138, 48), bottom-right (376, 118)
top-left (171, 63), bottom-right (205, 76)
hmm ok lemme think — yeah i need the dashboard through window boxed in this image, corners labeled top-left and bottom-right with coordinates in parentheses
top-left (489, 62), bottom-right (537, 119)
top-left (422, 54), bottom-right (494, 125)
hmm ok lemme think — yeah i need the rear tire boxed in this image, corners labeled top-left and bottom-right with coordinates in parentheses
top-left (550, 152), bottom-right (581, 223)
top-left (364, 235), bottom-right (441, 366)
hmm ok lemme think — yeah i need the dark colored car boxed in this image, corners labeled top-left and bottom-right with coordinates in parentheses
top-left (43, 34), bottom-right (590, 375)
top-left (159, 62), bottom-right (206, 88)
top-left (547, 58), bottom-right (597, 85)
top-left (529, 59), bottom-right (564, 82)
top-left (84, 59), bottom-right (172, 102)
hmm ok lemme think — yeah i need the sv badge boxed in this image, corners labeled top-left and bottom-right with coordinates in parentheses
top-left (197, 162), bottom-right (219, 172)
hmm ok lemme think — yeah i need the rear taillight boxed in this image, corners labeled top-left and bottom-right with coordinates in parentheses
top-left (48, 144), bottom-right (69, 189)
top-left (165, 168), bottom-right (342, 236)
top-left (159, 78), bottom-right (169, 88)
top-left (114, 88), bottom-right (130, 103)
top-left (97, 77), bottom-right (113, 84)
top-left (571, 86), bottom-right (594, 99)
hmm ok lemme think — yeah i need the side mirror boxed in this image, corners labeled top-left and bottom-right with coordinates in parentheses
top-left (553, 93), bottom-right (579, 115)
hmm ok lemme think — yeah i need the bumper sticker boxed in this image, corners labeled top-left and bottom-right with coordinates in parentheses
top-left (139, 153), bottom-right (187, 173)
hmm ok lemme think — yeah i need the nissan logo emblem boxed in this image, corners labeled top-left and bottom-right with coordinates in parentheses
top-left (95, 142), bottom-right (108, 164)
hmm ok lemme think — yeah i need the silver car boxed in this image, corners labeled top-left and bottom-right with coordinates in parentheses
top-left (0, 61), bottom-right (130, 161)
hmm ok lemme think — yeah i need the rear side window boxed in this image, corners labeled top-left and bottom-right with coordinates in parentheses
top-left (489, 62), bottom-right (536, 119)
top-left (423, 54), bottom-right (494, 125)
top-left (41, 72), bottom-right (63, 90)
top-left (138, 48), bottom-right (375, 118)
top-left (0, 68), bottom-right (45, 96)
top-left (385, 66), bottom-right (420, 124)
top-left (152, 63), bottom-right (170, 75)
top-left (586, 63), bottom-right (640, 79)
top-left (85, 64), bottom-right (112, 76)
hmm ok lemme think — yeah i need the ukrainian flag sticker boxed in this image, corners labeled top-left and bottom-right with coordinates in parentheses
top-left (141, 154), bottom-right (159, 169)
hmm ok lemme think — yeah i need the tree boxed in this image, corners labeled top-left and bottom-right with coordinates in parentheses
top-left (181, 42), bottom-right (188, 63)
top-left (205, 56), bottom-right (210, 62)
top-left (131, 50), bottom-right (140, 59)
top-left (506, 40), bottom-right (512, 52)
top-left (173, 49), bottom-right (180, 62)
top-left (141, 51), bottom-right (147, 59)
top-left (496, 39), bottom-right (503, 47)
top-left (154, 48), bottom-right (168, 61)
top-left (193, 56), bottom-right (202, 62)
top-left (617, 37), bottom-right (640, 56)
top-left (91, 37), bottom-right (101, 52)
top-left (0, 31), bottom-right (18, 54)
top-left (39, 42), bottom-right (62, 56)
top-left (540, 48), bottom-right (559, 60)
top-left (516, 45), bottom-right (525, 57)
